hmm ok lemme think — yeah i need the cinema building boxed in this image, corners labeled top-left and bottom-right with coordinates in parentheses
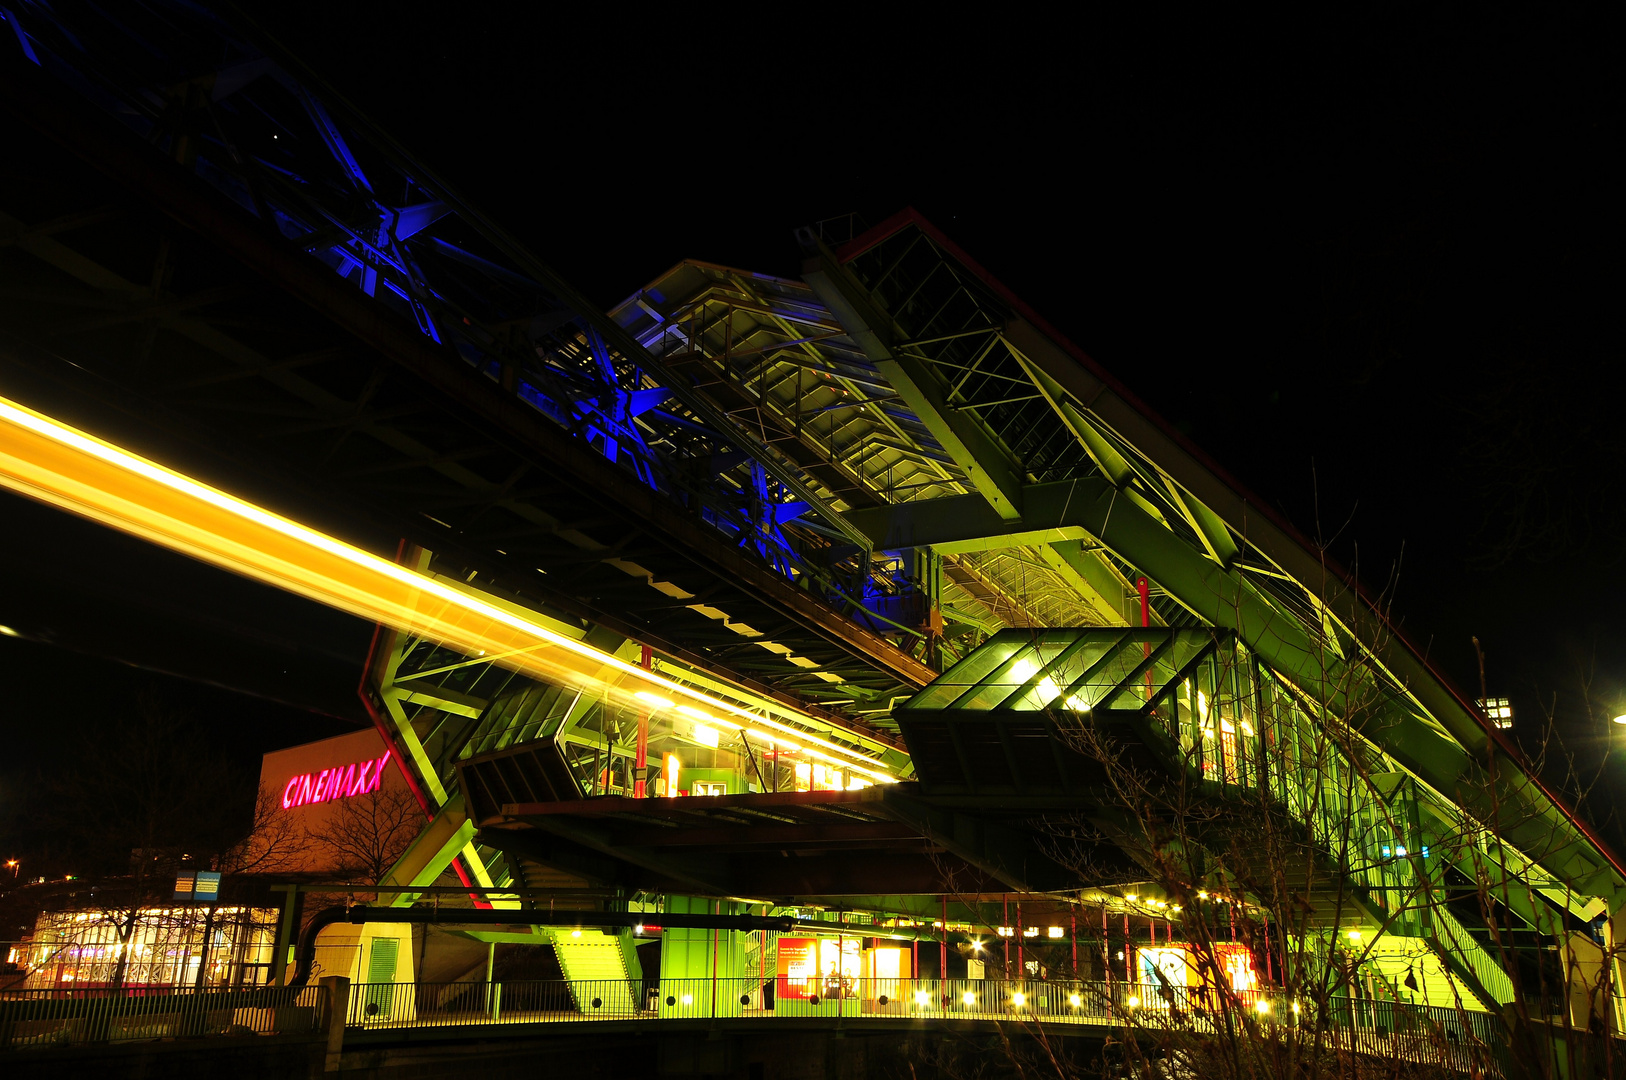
top-left (9, 728), bottom-right (415, 992)
top-left (1, 5), bottom-right (1623, 1069)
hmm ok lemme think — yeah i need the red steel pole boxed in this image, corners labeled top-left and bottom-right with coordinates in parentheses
top-left (1004, 895), bottom-right (1010, 973)
top-left (1016, 901), bottom-right (1024, 976)
top-left (1103, 907), bottom-right (1111, 989)
top-left (634, 644), bottom-right (652, 797)
top-left (1138, 577), bottom-right (1154, 700)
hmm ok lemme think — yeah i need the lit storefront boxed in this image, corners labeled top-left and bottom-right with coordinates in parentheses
top-left (16, 906), bottom-right (277, 991)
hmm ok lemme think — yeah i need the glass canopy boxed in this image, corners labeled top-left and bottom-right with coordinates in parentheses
top-left (901, 629), bottom-right (1229, 714)
top-left (893, 628), bottom-right (1269, 794)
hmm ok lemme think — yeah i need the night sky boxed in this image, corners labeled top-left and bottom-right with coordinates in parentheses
top-left (1, 7), bottom-right (1617, 864)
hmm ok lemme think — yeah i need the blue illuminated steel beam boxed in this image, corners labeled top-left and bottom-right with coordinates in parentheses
top-left (0, 0), bottom-right (872, 585)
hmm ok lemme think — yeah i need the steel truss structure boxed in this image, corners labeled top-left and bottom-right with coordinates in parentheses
top-left (4, 3), bottom-right (1626, 1056)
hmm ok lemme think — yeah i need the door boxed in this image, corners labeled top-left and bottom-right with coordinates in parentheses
top-left (363, 936), bottom-right (399, 1019)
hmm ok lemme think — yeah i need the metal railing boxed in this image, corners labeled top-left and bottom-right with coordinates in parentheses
top-left (343, 977), bottom-right (1505, 1073)
top-left (1428, 904), bottom-right (1517, 1007)
top-left (0, 985), bottom-right (327, 1051)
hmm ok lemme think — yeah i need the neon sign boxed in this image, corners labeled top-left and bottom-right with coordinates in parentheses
top-left (281, 750), bottom-right (391, 810)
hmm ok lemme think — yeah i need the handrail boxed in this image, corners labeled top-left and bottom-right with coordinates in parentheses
top-left (329, 976), bottom-right (1505, 1074)
top-left (0, 984), bottom-right (327, 1050)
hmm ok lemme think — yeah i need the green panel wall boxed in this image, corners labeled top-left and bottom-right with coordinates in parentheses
top-left (658, 895), bottom-right (748, 1018)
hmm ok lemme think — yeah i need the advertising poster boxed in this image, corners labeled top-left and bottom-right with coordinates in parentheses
top-left (776, 937), bottom-right (817, 1000)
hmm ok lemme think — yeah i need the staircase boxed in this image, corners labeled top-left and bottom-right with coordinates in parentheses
top-left (551, 930), bottom-right (642, 1014)
top-left (1423, 905), bottom-right (1516, 1011)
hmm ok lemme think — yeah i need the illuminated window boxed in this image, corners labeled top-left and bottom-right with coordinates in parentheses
top-left (692, 781), bottom-right (727, 797)
top-left (1476, 697), bottom-right (1512, 729)
top-left (810, 763), bottom-right (845, 791)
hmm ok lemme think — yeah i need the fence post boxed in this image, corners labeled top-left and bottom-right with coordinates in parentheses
top-left (318, 976), bottom-right (349, 1073)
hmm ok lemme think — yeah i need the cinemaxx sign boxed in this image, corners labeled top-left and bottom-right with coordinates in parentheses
top-left (280, 750), bottom-right (393, 810)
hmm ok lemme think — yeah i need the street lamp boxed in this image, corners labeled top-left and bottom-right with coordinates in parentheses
top-left (1611, 713), bottom-right (1626, 726)
top-left (4, 859), bottom-right (17, 880)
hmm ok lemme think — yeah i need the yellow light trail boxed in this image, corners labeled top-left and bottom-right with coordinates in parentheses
top-left (0, 394), bottom-right (899, 784)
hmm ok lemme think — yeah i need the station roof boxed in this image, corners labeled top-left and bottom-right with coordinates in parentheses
top-left (610, 212), bottom-right (1626, 916)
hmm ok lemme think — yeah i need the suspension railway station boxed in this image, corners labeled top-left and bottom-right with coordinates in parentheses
top-left (0, 4), bottom-right (1621, 1076)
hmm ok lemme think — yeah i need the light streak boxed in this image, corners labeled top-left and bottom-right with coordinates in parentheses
top-left (0, 395), bottom-right (899, 782)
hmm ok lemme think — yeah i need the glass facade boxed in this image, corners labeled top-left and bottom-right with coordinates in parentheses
top-left (17, 906), bottom-right (278, 990)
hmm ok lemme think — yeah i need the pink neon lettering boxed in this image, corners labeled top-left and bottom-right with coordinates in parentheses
top-left (278, 751), bottom-right (394, 811)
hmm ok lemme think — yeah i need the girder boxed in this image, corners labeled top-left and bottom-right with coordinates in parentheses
top-left (800, 237), bottom-right (1026, 522)
top-left (0, 7), bottom-right (935, 734)
top-left (614, 261), bottom-right (1117, 661)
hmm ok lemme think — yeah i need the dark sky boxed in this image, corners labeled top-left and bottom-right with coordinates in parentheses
top-left (2, 6), bottom-right (1619, 861)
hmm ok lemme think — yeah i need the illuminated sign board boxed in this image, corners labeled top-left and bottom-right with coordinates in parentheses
top-left (280, 749), bottom-right (392, 810)
top-left (174, 871), bottom-right (221, 902)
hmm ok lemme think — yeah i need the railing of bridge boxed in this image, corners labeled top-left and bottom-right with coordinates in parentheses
top-left (345, 978), bottom-right (1506, 1074)
top-left (0, 984), bottom-right (328, 1051)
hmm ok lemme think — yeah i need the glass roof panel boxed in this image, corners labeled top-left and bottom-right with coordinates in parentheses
top-left (901, 629), bottom-right (1232, 714)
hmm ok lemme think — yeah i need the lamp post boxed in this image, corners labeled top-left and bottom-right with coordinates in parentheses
top-left (4, 859), bottom-right (17, 880)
